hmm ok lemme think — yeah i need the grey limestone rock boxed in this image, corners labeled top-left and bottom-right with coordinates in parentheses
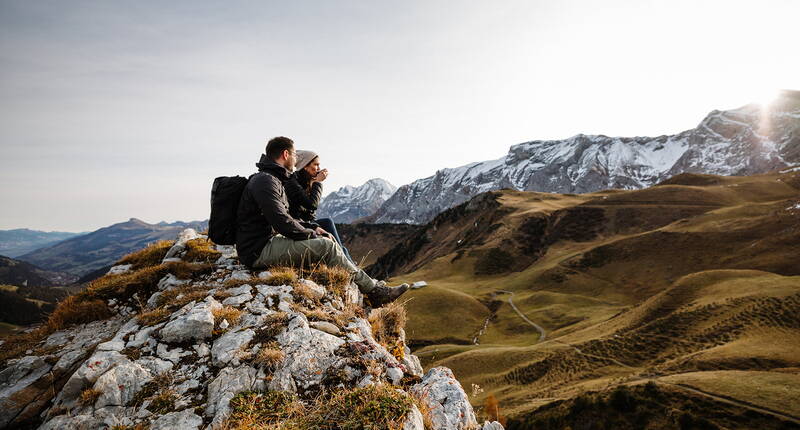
top-left (269, 314), bottom-right (346, 392)
top-left (211, 329), bottom-right (255, 366)
top-left (410, 367), bottom-right (478, 430)
top-left (403, 404), bottom-right (425, 430)
top-left (150, 409), bottom-right (203, 430)
top-left (309, 320), bottom-right (341, 335)
top-left (206, 365), bottom-right (265, 426)
top-left (159, 301), bottom-right (215, 343)
top-left (92, 361), bottom-right (152, 408)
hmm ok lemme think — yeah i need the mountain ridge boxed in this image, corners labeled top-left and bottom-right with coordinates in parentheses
top-left (317, 178), bottom-right (396, 223)
top-left (18, 218), bottom-right (209, 276)
top-left (366, 91), bottom-right (800, 224)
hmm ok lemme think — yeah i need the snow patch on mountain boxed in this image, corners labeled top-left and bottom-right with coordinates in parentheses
top-left (317, 178), bottom-right (396, 223)
top-left (372, 92), bottom-right (800, 224)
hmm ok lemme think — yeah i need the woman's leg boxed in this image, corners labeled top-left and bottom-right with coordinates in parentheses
top-left (316, 218), bottom-right (354, 263)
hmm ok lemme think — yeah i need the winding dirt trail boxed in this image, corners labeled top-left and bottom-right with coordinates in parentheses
top-left (496, 290), bottom-right (546, 341)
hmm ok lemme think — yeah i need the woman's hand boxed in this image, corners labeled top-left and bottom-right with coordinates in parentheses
top-left (314, 169), bottom-right (329, 182)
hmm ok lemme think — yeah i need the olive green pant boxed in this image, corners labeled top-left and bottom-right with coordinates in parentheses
top-left (252, 235), bottom-right (376, 293)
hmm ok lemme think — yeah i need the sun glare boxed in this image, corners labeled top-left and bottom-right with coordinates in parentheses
top-left (750, 88), bottom-right (781, 107)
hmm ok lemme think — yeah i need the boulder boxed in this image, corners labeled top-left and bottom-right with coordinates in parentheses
top-left (403, 404), bottom-right (425, 430)
top-left (93, 361), bottom-right (152, 408)
top-left (410, 367), bottom-right (478, 430)
top-left (54, 351), bottom-right (128, 409)
top-left (159, 302), bottom-right (215, 343)
top-left (206, 365), bottom-right (265, 425)
top-left (39, 414), bottom-right (105, 430)
top-left (269, 314), bottom-right (345, 392)
top-left (162, 228), bottom-right (202, 260)
top-left (211, 329), bottom-right (255, 366)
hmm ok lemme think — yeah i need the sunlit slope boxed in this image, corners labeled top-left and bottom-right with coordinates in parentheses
top-left (382, 170), bottom-right (800, 420)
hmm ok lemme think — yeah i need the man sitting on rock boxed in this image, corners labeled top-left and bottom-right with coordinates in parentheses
top-left (236, 136), bottom-right (409, 306)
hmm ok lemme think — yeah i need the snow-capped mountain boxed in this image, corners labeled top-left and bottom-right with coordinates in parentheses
top-left (317, 178), bottom-right (397, 223)
top-left (371, 91), bottom-right (800, 224)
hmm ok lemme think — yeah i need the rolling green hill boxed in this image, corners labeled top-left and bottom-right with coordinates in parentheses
top-left (347, 169), bottom-right (800, 427)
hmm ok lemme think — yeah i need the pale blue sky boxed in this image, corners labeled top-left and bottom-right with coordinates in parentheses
top-left (1, 0), bottom-right (798, 231)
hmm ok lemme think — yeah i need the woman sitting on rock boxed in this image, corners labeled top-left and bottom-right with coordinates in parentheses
top-left (285, 150), bottom-right (354, 262)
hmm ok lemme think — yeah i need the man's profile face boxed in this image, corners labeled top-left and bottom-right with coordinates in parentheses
top-left (283, 148), bottom-right (297, 172)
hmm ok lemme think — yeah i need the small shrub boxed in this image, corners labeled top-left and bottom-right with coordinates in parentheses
top-left (46, 296), bottom-right (112, 332)
top-left (137, 307), bottom-right (171, 326)
top-left (183, 238), bottom-right (222, 263)
top-left (609, 385), bottom-right (635, 412)
top-left (79, 388), bottom-right (103, 407)
top-left (117, 240), bottom-right (174, 269)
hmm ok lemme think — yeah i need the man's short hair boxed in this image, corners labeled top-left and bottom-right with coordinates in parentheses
top-left (266, 136), bottom-right (294, 160)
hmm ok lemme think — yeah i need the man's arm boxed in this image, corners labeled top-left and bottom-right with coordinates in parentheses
top-left (249, 174), bottom-right (318, 241)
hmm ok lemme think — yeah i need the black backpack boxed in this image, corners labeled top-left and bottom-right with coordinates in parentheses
top-left (208, 176), bottom-right (249, 245)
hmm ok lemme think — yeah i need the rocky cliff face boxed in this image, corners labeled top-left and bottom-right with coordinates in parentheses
top-left (0, 229), bottom-right (502, 430)
top-left (317, 178), bottom-right (397, 223)
top-left (371, 92), bottom-right (800, 224)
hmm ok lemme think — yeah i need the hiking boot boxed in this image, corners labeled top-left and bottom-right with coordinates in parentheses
top-left (366, 283), bottom-right (410, 307)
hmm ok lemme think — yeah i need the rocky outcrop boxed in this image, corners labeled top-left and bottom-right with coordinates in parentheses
top-left (0, 229), bottom-right (503, 429)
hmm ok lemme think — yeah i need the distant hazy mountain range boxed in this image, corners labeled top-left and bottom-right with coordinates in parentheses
top-left (317, 178), bottom-right (397, 223)
top-left (0, 229), bottom-right (86, 258)
top-left (0, 254), bottom-right (77, 286)
top-left (364, 91), bottom-right (800, 224)
top-left (18, 218), bottom-right (208, 276)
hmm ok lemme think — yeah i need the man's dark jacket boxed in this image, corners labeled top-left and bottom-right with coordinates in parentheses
top-left (235, 155), bottom-right (319, 268)
top-left (285, 170), bottom-right (323, 222)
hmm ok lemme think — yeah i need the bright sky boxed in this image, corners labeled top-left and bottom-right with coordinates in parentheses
top-left (1, 0), bottom-right (798, 232)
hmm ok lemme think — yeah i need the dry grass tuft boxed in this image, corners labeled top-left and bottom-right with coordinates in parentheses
top-left (137, 307), bottom-right (171, 326)
top-left (368, 301), bottom-right (407, 346)
top-left (253, 312), bottom-right (290, 343)
top-left (213, 306), bottom-right (243, 334)
top-left (263, 267), bottom-right (298, 287)
top-left (46, 296), bottom-right (113, 332)
top-left (332, 303), bottom-right (365, 328)
top-left (222, 385), bottom-right (413, 430)
top-left (253, 342), bottom-right (285, 370)
top-left (303, 265), bottom-right (351, 296)
top-left (86, 262), bottom-right (212, 306)
top-left (226, 277), bottom-right (255, 288)
top-left (117, 240), bottom-right (174, 269)
top-left (147, 388), bottom-right (177, 414)
top-left (156, 285), bottom-right (210, 308)
top-left (79, 388), bottom-right (103, 407)
top-left (291, 282), bottom-right (320, 303)
top-left (183, 238), bottom-right (222, 263)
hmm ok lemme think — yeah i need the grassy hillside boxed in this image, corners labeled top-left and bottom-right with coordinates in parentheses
top-left (375, 170), bottom-right (800, 426)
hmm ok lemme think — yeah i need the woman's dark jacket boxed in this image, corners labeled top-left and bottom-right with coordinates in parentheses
top-left (285, 169), bottom-right (323, 222)
top-left (235, 155), bottom-right (319, 268)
